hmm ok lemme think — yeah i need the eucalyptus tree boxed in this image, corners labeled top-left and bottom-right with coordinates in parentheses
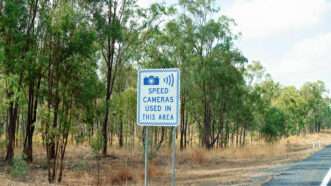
top-left (21, 0), bottom-right (47, 163)
top-left (89, 0), bottom-right (141, 155)
top-left (300, 81), bottom-right (327, 133)
top-left (0, 0), bottom-right (35, 161)
top-left (261, 107), bottom-right (285, 142)
top-left (273, 86), bottom-right (305, 135)
top-left (177, 0), bottom-right (247, 149)
top-left (0, 40), bottom-right (4, 139)
top-left (40, 1), bottom-right (97, 182)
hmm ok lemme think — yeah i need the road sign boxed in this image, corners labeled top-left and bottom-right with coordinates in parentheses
top-left (137, 68), bottom-right (180, 126)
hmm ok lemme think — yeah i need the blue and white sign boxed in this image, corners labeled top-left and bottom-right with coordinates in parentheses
top-left (137, 68), bottom-right (180, 126)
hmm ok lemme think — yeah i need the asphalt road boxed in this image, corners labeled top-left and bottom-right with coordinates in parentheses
top-left (264, 145), bottom-right (331, 186)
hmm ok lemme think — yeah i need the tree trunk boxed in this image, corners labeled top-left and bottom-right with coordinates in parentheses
top-left (102, 96), bottom-right (110, 155)
top-left (119, 118), bottom-right (123, 148)
top-left (5, 100), bottom-right (19, 161)
top-left (23, 76), bottom-right (40, 162)
top-left (180, 96), bottom-right (186, 150)
top-left (184, 109), bottom-right (188, 149)
top-left (101, 0), bottom-right (116, 156)
top-left (104, 70), bottom-right (112, 151)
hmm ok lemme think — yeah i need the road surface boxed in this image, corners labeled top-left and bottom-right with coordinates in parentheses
top-left (264, 145), bottom-right (331, 186)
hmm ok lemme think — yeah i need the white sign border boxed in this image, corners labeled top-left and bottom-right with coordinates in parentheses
top-left (137, 68), bottom-right (180, 127)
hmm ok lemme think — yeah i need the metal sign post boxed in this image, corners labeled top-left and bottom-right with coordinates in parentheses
top-left (137, 68), bottom-right (180, 186)
top-left (171, 127), bottom-right (177, 186)
top-left (144, 127), bottom-right (149, 186)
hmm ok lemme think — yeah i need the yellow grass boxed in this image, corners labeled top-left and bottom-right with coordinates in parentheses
top-left (1, 132), bottom-right (331, 185)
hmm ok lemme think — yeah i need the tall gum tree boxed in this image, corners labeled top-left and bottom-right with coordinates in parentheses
top-left (22, 0), bottom-right (43, 163)
top-left (90, 0), bottom-right (141, 156)
top-left (41, 1), bottom-right (97, 182)
top-left (0, 0), bottom-right (31, 161)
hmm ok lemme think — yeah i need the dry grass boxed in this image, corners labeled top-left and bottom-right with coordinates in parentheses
top-left (218, 143), bottom-right (288, 159)
top-left (282, 132), bottom-right (331, 146)
top-left (137, 161), bottom-right (166, 182)
top-left (178, 132), bottom-right (331, 164)
top-left (182, 149), bottom-right (209, 165)
top-left (110, 168), bottom-right (135, 185)
top-left (178, 143), bottom-right (288, 166)
top-left (149, 162), bottom-right (166, 177)
top-left (191, 149), bottom-right (208, 164)
top-left (1, 132), bottom-right (331, 186)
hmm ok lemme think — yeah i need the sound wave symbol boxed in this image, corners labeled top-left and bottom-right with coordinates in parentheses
top-left (163, 73), bottom-right (175, 87)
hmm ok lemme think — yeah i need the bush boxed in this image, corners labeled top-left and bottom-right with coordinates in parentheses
top-left (10, 156), bottom-right (28, 178)
top-left (90, 133), bottom-right (103, 185)
top-left (0, 139), bottom-right (6, 152)
top-left (0, 124), bottom-right (4, 136)
top-left (73, 159), bottom-right (89, 171)
top-left (261, 107), bottom-right (286, 142)
top-left (90, 132), bottom-right (103, 155)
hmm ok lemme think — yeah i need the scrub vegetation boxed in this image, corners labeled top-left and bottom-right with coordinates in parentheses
top-left (0, 0), bottom-right (331, 185)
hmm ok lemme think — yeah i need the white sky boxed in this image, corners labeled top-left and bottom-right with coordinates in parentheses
top-left (138, 0), bottom-right (331, 92)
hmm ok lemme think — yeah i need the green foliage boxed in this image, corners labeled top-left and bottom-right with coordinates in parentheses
top-left (0, 139), bottom-right (7, 151)
top-left (90, 132), bottom-right (104, 155)
top-left (0, 125), bottom-right (3, 136)
top-left (73, 160), bottom-right (89, 172)
top-left (0, 43), bottom-right (4, 63)
top-left (261, 107), bottom-right (286, 142)
top-left (10, 156), bottom-right (28, 178)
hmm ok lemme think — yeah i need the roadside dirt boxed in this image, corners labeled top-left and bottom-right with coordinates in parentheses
top-left (0, 132), bottom-right (331, 186)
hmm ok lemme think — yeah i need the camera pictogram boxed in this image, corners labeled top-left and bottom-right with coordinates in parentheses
top-left (143, 76), bottom-right (160, 85)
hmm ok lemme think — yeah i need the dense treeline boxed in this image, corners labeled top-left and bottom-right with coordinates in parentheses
top-left (0, 0), bottom-right (331, 183)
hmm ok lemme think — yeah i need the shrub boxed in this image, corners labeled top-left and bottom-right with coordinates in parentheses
top-left (261, 107), bottom-right (286, 142)
top-left (90, 132), bottom-right (103, 155)
top-left (10, 156), bottom-right (28, 178)
top-left (73, 159), bottom-right (89, 171)
top-left (90, 133), bottom-right (103, 185)
top-left (0, 139), bottom-right (6, 153)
